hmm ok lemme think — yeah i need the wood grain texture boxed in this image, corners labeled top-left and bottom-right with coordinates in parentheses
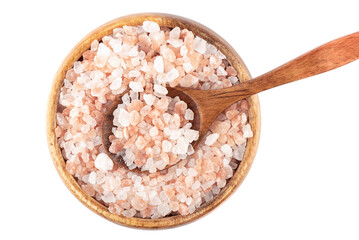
top-left (46, 13), bottom-right (261, 229)
top-left (167, 31), bottom-right (359, 148)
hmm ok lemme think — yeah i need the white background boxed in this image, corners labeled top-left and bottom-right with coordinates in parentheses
top-left (1, 0), bottom-right (358, 239)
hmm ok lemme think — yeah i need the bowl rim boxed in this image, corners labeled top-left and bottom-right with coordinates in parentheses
top-left (46, 12), bottom-right (261, 229)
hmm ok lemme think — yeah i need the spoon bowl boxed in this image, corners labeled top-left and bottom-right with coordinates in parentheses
top-left (101, 87), bottom-right (202, 170)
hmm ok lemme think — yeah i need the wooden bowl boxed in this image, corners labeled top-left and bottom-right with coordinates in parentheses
top-left (46, 13), bottom-right (261, 229)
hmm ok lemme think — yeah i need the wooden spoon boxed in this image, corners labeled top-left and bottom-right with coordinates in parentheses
top-left (102, 31), bottom-right (359, 168)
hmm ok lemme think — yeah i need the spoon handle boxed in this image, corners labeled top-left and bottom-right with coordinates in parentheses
top-left (215, 31), bottom-right (359, 101)
top-left (246, 31), bottom-right (359, 94)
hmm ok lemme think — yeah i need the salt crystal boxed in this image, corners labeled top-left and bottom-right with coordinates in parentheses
top-left (128, 70), bottom-right (141, 78)
top-left (90, 70), bottom-right (105, 80)
top-left (185, 175), bottom-right (194, 187)
top-left (150, 196), bottom-right (161, 205)
top-left (157, 203), bottom-right (171, 216)
top-left (183, 62), bottom-right (193, 73)
top-left (167, 39), bottom-right (182, 48)
top-left (228, 76), bottom-right (239, 84)
top-left (201, 82), bottom-right (211, 90)
top-left (162, 113), bottom-right (172, 125)
top-left (142, 21), bottom-right (160, 33)
top-left (102, 192), bottom-right (116, 203)
top-left (130, 90), bottom-right (139, 101)
top-left (155, 160), bottom-right (166, 170)
top-left (217, 66), bottom-right (227, 76)
top-left (170, 129), bottom-right (182, 140)
top-left (109, 38), bottom-right (122, 53)
top-left (94, 153), bottom-right (113, 172)
top-left (184, 129), bottom-right (199, 143)
top-left (122, 209), bottom-right (136, 217)
top-left (192, 180), bottom-right (201, 190)
top-left (184, 109), bottom-right (194, 120)
top-left (178, 193), bottom-right (187, 203)
top-left (156, 73), bottom-right (167, 83)
top-left (110, 78), bottom-right (123, 90)
top-left (88, 172), bottom-right (97, 184)
top-left (217, 179), bottom-right (226, 188)
top-left (73, 61), bottom-right (83, 74)
top-left (97, 43), bottom-right (111, 58)
top-left (108, 56), bottom-right (121, 68)
top-left (121, 93), bottom-right (131, 105)
top-left (128, 46), bottom-right (139, 57)
top-left (180, 46), bottom-right (188, 56)
top-left (242, 124), bottom-right (253, 138)
top-left (56, 113), bottom-right (67, 126)
top-left (140, 105), bottom-right (151, 116)
top-left (129, 81), bottom-right (144, 92)
top-left (185, 197), bottom-right (193, 206)
top-left (208, 73), bottom-right (219, 83)
top-left (70, 107), bottom-right (80, 118)
top-left (131, 57), bottom-right (140, 66)
top-left (91, 39), bottom-right (99, 51)
top-left (117, 109), bottom-right (130, 127)
top-left (175, 137), bottom-right (189, 155)
top-left (189, 205), bottom-right (196, 214)
top-left (135, 136), bottom-right (147, 150)
top-left (116, 189), bottom-right (128, 200)
top-left (187, 144), bottom-right (195, 155)
top-left (154, 84), bottom-right (168, 95)
top-left (82, 114), bottom-right (96, 127)
top-left (215, 50), bottom-right (226, 59)
top-left (183, 123), bottom-right (192, 130)
top-left (143, 94), bottom-right (156, 105)
top-left (180, 74), bottom-right (198, 87)
top-left (149, 126), bottom-right (159, 137)
top-left (224, 165), bottom-right (233, 179)
top-left (241, 112), bottom-right (248, 125)
top-left (188, 168), bottom-right (198, 177)
top-left (206, 44), bottom-right (217, 55)
top-left (204, 191), bottom-right (214, 202)
top-left (154, 56), bottom-right (164, 73)
top-left (170, 27), bottom-right (180, 39)
top-left (220, 144), bottom-right (233, 158)
top-left (162, 140), bottom-right (172, 152)
top-left (166, 68), bottom-right (179, 82)
top-left (159, 191), bottom-right (170, 202)
top-left (193, 37), bottom-right (207, 54)
top-left (205, 133), bottom-right (219, 146)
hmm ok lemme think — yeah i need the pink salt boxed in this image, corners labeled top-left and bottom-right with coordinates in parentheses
top-left (56, 21), bottom-right (253, 220)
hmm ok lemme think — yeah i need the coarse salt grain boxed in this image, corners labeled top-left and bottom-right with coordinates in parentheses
top-left (193, 37), bottom-right (207, 54)
top-left (154, 84), bottom-right (168, 95)
top-left (205, 133), bottom-right (219, 146)
top-left (117, 108), bottom-right (130, 127)
top-left (220, 144), bottom-right (233, 158)
top-left (184, 109), bottom-right (194, 120)
top-left (129, 81), bottom-right (144, 92)
top-left (143, 94), bottom-right (156, 105)
top-left (154, 56), bottom-right (164, 73)
top-left (94, 153), bottom-right (113, 172)
top-left (166, 68), bottom-right (179, 82)
top-left (142, 21), bottom-right (160, 33)
top-left (110, 78), bottom-right (123, 90)
top-left (162, 140), bottom-right (172, 152)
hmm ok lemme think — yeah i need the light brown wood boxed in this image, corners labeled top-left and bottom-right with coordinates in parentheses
top-left (46, 13), bottom-right (260, 228)
top-left (167, 31), bottom-right (359, 147)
